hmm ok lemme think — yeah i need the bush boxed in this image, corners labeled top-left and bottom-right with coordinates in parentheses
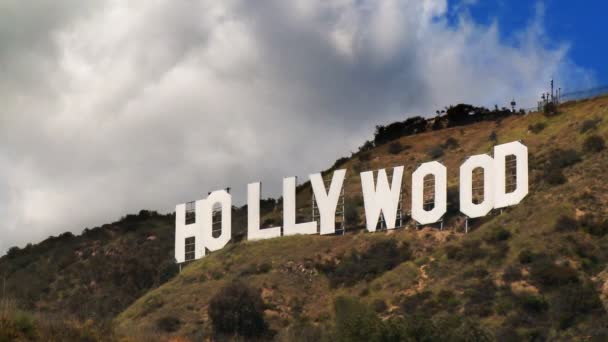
top-left (528, 122), bottom-right (546, 134)
top-left (449, 319), bottom-right (493, 342)
top-left (518, 250), bottom-right (536, 264)
top-left (427, 146), bottom-right (444, 159)
top-left (373, 117), bottom-right (428, 145)
top-left (156, 316), bottom-right (181, 333)
top-left (484, 227), bottom-right (511, 243)
top-left (208, 280), bottom-right (268, 338)
top-left (580, 215), bottom-right (608, 237)
top-left (388, 141), bottom-right (404, 155)
top-left (541, 149), bottom-right (581, 186)
top-left (445, 104), bottom-right (485, 126)
top-left (278, 316), bottom-right (323, 342)
top-left (544, 168), bottom-right (566, 185)
top-left (384, 315), bottom-right (441, 341)
top-left (518, 294), bottom-right (548, 314)
top-left (489, 131), bottom-right (497, 142)
top-left (445, 240), bottom-right (487, 262)
top-left (530, 258), bottom-right (578, 288)
top-left (372, 299), bottom-right (388, 313)
top-left (579, 118), bottom-right (601, 133)
top-left (554, 215), bottom-right (578, 232)
top-left (240, 262), bottom-right (272, 276)
top-left (442, 137), bottom-right (459, 149)
top-left (553, 282), bottom-right (605, 330)
top-left (358, 140), bottom-right (374, 153)
top-left (464, 279), bottom-right (496, 317)
top-left (358, 152), bottom-right (372, 162)
top-left (328, 156), bottom-right (349, 173)
top-left (322, 240), bottom-right (412, 287)
top-left (334, 296), bottom-right (381, 342)
top-left (548, 148), bottom-right (582, 168)
top-left (400, 291), bottom-right (434, 314)
top-left (502, 264), bottom-right (522, 282)
top-left (583, 135), bottom-right (605, 153)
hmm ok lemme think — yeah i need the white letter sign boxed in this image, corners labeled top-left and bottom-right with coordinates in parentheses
top-left (202, 190), bottom-right (232, 252)
top-left (283, 177), bottom-right (317, 236)
top-left (175, 141), bottom-right (530, 263)
top-left (310, 169), bottom-right (347, 235)
top-left (361, 167), bottom-right (404, 232)
top-left (411, 161), bottom-right (447, 225)
top-left (493, 141), bottom-right (528, 208)
top-left (460, 154), bottom-right (495, 218)
top-left (247, 182), bottom-right (281, 240)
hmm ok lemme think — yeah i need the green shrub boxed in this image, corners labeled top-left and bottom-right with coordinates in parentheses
top-left (322, 240), bottom-right (412, 287)
top-left (258, 262), bottom-right (272, 273)
top-left (384, 315), bottom-right (441, 341)
top-left (484, 227), bottom-right (511, 243)
top-left (358, 152), bottom-right (372, 162)
top-left (333, 296), bottom-right (381, 342)
top-left (530, 258), bottom-right (578, 288)
top-left (427, 146), bottom-right (445, 159)
top-left (554, 215), bottom-right (578, 232)
top-left (449, 319), bottom-right (493, 342)
top-left (156, 315), bottom-right (181, 333)
top-left (518, 294), bottom-right (548, 314)
top-left (464, 279), bottom-right (496, 317)
top-left (502, 264), bottom-right (522, 282)
top-left (445, 240), bottom-right (487, 262)
top-left (553, 282), bottom-right (605, 330)
top-left (372, 299), bottom-right (388, 313)
top-left (400, 291), bottom-right (433, 314)
top-left (579, 118), bottom-right (601, 133)
top-left (583, 135), bottom-right (605, 153)
top-left (358, 140), bottom-right (374, 153)
top-left (388, 142), bottom-right (405, 155)
top-left (240, 262), bottom-right (272, 276)
top-left (489, 131), bottom-right (497, 142)
top-left (208, 280), bottom-right (268, 338)
top-left (518, 250), bottom-right (536, 264)
top-left (278, 316), bottom-right (323, 342)
top-left (436, 290), bottom-right (460, 312)
top-left (539, 148), bottom-right (582, 186)
top-left (442, 137), bottom-right (459, 149)
top-left (548, 148), bottom-right (582, 168)
top-left (462, 267), bottom-right (489, 280)
top-left (580, 215), bottom-right (608, 237)
top-left (329, 156), bottom-right (350, 172)
top-left (528, 122), bottom-right (546, 134)
top-left (544, 168), bottom-right (567, 185)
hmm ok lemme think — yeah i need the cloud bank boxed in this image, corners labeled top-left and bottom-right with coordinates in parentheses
top-left (0, 0), bottom-right (593, 252)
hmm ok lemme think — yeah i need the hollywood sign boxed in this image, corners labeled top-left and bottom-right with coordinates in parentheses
top-left (175, 141), bottom-right (528, 263)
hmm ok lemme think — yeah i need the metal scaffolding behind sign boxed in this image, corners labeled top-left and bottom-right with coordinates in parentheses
top-left (472, 167), bottom-right (485, 204)
top-left (505, 155), bottom-right (518, 193)
top-left (184, 236), bottom-right (195, 262)
top-left (423, 174), bottom-right (435, 211)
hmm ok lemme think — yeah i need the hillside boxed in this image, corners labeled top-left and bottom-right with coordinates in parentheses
top-left (0, 96), bottom-right (607, 340)
top-left (0, 211), bottom-right (178, 321)
top-left (113, 96), bottom-right (608, 341)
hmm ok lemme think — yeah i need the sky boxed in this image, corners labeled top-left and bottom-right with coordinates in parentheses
top-left (0, 0), bottom-right (604, 253)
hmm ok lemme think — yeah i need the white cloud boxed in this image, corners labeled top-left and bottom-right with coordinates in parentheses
top-left (0, 0), bottom-right (593, 252)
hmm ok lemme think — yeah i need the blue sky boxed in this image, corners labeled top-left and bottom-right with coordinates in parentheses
top-left (455, 1), bottom-right (607, 90)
